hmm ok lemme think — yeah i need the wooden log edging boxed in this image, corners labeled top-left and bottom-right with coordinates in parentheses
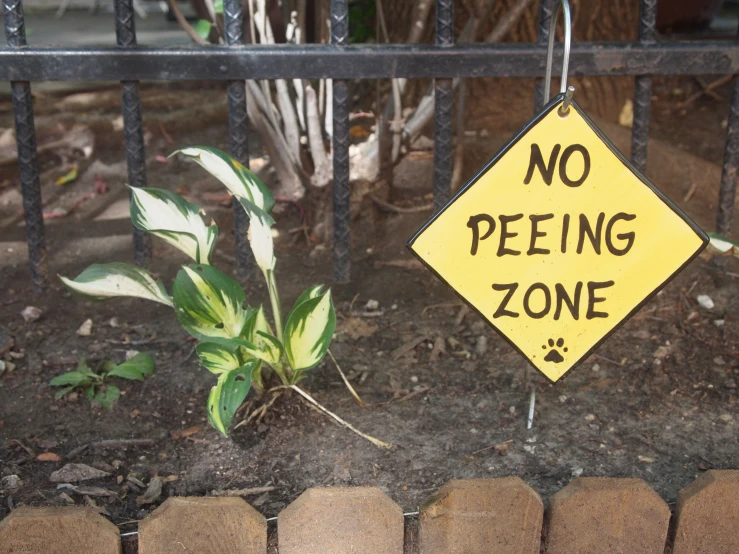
top-left (0, 470), bottom-right (737, 553)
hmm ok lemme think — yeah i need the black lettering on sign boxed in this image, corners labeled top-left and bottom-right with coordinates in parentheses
top-left (577, 213), bottom-right (605, 254)
top-left (498, 214), bottom-right (523, 256)
top-left (561, 214), bottom-right (570, 253)
top-left (524, 144), bottom-right (561, 185)
top-left (492, 283), bottom-right (519, 318)
top-left (586, 280), bottom-right (615, 319)
top-left (605, 213), bottom-right (637, 256)
top-left (554, 282), bottom-right (582, 320)
top-left (467, 214), bottom-right (496, 256)
top-left (527, 214), bottom-right (554, 255)
top-left (523, 283), bottom-right (551, 319)
top-left (559, 144), bottom-right (591, 187)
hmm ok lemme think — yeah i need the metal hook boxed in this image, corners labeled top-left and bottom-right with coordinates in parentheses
top-left (543, 0), bottom-right (573, 111)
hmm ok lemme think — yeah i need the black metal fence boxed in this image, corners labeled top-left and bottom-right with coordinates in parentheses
top-left (2, 0), bottom-right (739, 290)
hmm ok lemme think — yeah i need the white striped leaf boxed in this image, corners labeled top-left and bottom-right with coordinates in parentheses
top-left (242, 305), bottom-right (283, 365)
top-left (207, 359), bottom-right (257, 436)
top-left (196, 341), bottom-right (244, 375)
top-left (175, 146), bottom-right (275, 213)
top-left (172, 265), bottom-right (248, 341)
top-left (283, 286), bottom-right (336, 372)
top-left (708, 232), bottom-right (739, 257)
top-left (238, 197), bottom-right (276, 273)
top-left (130, 186), bottom-right (218, 264)
top-left (59, 263), bottom-right (172, 307)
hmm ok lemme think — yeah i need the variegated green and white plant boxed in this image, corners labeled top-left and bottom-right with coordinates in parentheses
top-left (57, 146), bottom-right (387, 444)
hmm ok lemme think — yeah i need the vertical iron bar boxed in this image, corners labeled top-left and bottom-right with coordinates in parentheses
top-left (115, 0), bottom-right (151, 267)
top-left (224, 0), bottom-right (253, 280)
top-left (331, 0), bottom-right (351, 283)
top-left (631, 0), bottom-right (657, 174)
top-left (433, 0), bottom-right (454, 212)
top-left (3, 0), bottom-right (48, 291)
top-left (716, 22), bottom-right (739, 235)
top-left (534, 0), bottom-right (554, 111)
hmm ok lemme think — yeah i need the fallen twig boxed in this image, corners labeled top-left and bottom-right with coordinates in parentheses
top-left (328, 349), bottom-right (364, 407)
top-left (370, 194), bottom-right (433, 214)
top-left (210, 486), bottom-right (276, 497)
top-left (90, 439), bottom-right (155, 449)
top-left (292, 385), bottom-right (393, 449)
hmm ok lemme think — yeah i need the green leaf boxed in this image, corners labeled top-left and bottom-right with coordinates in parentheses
top-left (172, 264), bottom-right (249, 340)
top-left (75, 357), bottom-right (97, 377)
top-left (130, 186), bottom-right (218, 265)
top-left (237, 197), bottom-right (276, 273)
top-left (59, 263), bottom-right (172, 307)
top-left (283, 286), bottom-right (336, 371)
top-left (242, 305), bottom-right (283, 364)
top-left (193, 19), bottom-right (212, 41)
top-left (213, 0), bottom-right (223, 13)
top-left (207, 361), bottom-right (257, 436)
top-left (85, 385), bottom-right (96, 401)
top-left (107, 353), bottom-right (155, 381)
top-left (54, 385), bottom-right (76, 400)
top-left (292, 285), bottom-right (325, 312)
top-left (50, 371), bottom-right (92, 387)
top-left (174, 146), bottom-right (274, 214)
top-left (94, 385), bottom-right (121, 410)
top-left (707, 232), bottom-right (739, 258)
top-left (196, 341), bottom-right (243, 374)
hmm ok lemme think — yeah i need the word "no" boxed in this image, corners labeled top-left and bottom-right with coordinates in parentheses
top-left (524, 143), bottom-right (591, 187)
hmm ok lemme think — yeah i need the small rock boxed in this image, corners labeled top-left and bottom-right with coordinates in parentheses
top-left (696, 295), bottom-right (715, 310)
top-left (719, 414), bottom-right (734, 423)
top-left (66, 392), bottom-right (78, 402)
top-left (20, 306), bottom-right (42, 323)
top-left (125, 349), bottom-right (140, 360)
top-left (77, 319), bottom-right (93, 336)
top-left (365, 299), bottom-right (380, 311)
top-left (713, 356), bottom-right (726, 366)
top-left (475, 335), bottom-right (488, 355)
top-left (136, 475), bottom-right (163, 505)
top-left (585, 414), bottom-right (596, 422)
top-left (108, 317), bottom-right (120, 328)
top-left (653, 345), bottom-right (671, 359)
top-left (2, 475), bottom-right (22, 491)
top-left (591, 363), bottom-right (600, 372)
top-left (638, 455), bottom-right (656, 463)
top-left (571, 467), bottom-right (584, 477)
top-left (0, 331), bottom-right (14, 355)
top-left (5, 361), bottom-right (16, 372)
top-left (558, 395), bottom-right (568, 403)
top-left (0, 360), bottom-right (5, 375)
top-left (714, 319), bottom-right (725, 327)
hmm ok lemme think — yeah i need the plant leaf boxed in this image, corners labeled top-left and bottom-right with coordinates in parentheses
top-left (59, 263), bottom-right (172, 307)
top-left (94, 385), bottom-right (121, 410)
top-left (107, 353), bottom-right (155, 381)
top-left (707, 232), bottom-right (739, 257)
top-left (129, 186), bottom-right (218, 265)
top-left (213, 0), bottom-right (223, 13)
top-left (292, 285), bottom-right (325, 311)
top-left (54, 385), bottom-right (77, 400)
top-left (172, 264), bottom-right (249, 340)
top-left (242, 305), bottom-right (283, 364)
top-left (238, 197), bottom-right (276, 273)
top-left (55, 166), bottom-right (79, 186)
top-left (207, 361), bottom-right (257, 436)
top-left (50, 371), bottom-right (92, 387)
top-left (196, 341), bottom-right (243, 374)
top-left (284, 287), bottom-right (336, 371)
top-left (175, 146), bottom-right (274, 213)
top-left (193, 19), bottom-right (212, 41)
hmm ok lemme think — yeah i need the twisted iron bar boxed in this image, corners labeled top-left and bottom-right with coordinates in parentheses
top-left (717, 21), bottom-right (739, 235)
top-left (4, 0), bottom-right (48, 291)
top-left (115, 0), bottom-right (151, 267)
top-left (534, 0), bottom-right (554, 111)
top-left (332, 0), bottom-right (351, 283)
top-left (224, 0), bottom-right (254, 280)
top-left (433, 0), bottom-right (454, 212)
top-left (631, 0), bottom-right (657, 174)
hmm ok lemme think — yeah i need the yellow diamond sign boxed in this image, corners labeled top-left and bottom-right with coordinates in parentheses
top-left (408, 97), bottom-right (707, 382)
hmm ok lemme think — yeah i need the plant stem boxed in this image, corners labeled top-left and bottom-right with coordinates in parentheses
top-left (265, 270), bottom-right (284, 342)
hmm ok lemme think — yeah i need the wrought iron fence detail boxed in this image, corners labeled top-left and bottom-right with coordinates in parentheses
top-left (332, 0), bottom-right (350, 282)
top-left (433, 0), bottom-right (454, 212)
top-left (631, 0), bottom-right (658, 174)
top-left (534, 0), bottom-right (554, 111)
top-left (4, 0), bottom-right (48, 291)
top-left (717, 23), bottom-right (739, 235)
top-left (116, 0), bottom-right (151, 267)
top-left (224, 0), bottom-right (253, 280)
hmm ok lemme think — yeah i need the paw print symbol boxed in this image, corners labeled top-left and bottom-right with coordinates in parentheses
top-left (542, 338), bottom-right (568, 363)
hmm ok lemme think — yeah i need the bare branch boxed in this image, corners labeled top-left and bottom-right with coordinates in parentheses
top-left (305, 84), bottom-right (332, 187)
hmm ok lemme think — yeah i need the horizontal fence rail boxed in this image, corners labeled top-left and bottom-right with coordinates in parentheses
top-left (2, 0), bottom-right (739, 287)
top-left (0, 43), bottom-right (738, 81)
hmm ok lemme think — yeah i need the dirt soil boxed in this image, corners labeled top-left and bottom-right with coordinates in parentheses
top-left (1, 80), bottom-right (738, 548)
